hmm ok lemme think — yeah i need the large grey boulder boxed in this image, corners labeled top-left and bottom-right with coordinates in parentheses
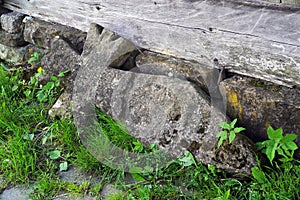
top-left (72, 24), bottom-right (258, 175)
top-left (93, 68), bottom-right (257, 175)
top-left (137, 51), bottom-right (300, 160)
top-left (95, 68), bottom-right (212, 158)
top-left (132, 50), bottom-right (261, 173)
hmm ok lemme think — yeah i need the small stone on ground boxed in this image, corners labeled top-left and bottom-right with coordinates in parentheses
top-left (0, 186), bottom-right (32, 200)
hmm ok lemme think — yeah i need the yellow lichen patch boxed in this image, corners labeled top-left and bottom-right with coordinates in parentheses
top-left (228, 90), bottom-right (243, 120)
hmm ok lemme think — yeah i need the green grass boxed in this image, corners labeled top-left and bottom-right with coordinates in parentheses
top-left (0, 62), bottom-right (300, 200)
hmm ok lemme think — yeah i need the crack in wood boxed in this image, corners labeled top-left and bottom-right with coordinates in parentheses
top-left (135, 16), bottom-right (300, 48)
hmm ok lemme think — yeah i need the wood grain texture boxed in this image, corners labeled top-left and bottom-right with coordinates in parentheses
top-left (2, 0), bottom-right (300, 86)
top-left (264, 0), bottom-right (300, 6)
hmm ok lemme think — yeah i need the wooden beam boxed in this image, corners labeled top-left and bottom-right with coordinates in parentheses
top-left (2, 0), bottom-right (300, 86)
top-left (264, 0), bottom-right (300, 6)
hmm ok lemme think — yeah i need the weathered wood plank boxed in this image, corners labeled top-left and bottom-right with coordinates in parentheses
top-left (2, 0), bottom-right (300, 86)
top-left (264, 0), bottom-right (300, 6)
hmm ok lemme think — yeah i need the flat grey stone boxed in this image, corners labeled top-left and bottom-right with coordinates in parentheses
top-left (0, 186), bottom-right (32, 200)
top-left (54, 167), bottom-right (101, 200)
top-left (0, 11), bottom-right (25, 33)
top-left (59, 167), bottom-right (101, 186)
top-left (52, 193), bottom-right (97, 200)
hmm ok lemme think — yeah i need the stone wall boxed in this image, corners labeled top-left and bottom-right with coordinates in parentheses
top-left (0, 9), bottom-right (299, 173)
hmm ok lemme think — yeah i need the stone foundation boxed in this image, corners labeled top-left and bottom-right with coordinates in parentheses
top-left (0, 9), bottom-right (299, 173)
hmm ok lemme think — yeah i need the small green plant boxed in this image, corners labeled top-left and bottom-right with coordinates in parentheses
top-left (214, 189), bottom-right (230, 200)
top-left (256, 126), bottom-right (298, 164)
top-left (216, 119), bottom-right (246, 148)
top-left (24, 68), bottom-right (66, 104)
top-left (177, 150), bottom-right (197, 167)
top-left (36, 74), bottom-right (61, 103)
top-left (251, 164), bottom-right (268, 185)
top-left (28, 52), bottom-right (41, 66)
top-left (47, 149), bottom-right (69, 172)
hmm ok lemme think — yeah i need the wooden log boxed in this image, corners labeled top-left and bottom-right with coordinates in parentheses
top-left (2, 0), bottom-right (300, 86)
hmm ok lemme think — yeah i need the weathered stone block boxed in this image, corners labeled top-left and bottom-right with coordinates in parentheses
top-left (135, 50), bottom-right (215, 93)
top-left (0, 29), bottom-right (27, 47)
top-left (134, 51), bottom-right (231, 132)
top-left (0, 43), bottom-right (34, 63)
top-left (0, 11), bottom-right (25, 33)
top-left (23, 18), bottom-right (86, 53)
top-left (90, 67), bottom-right (257, 175)
top-left (72, 24), bottom-right (258, 175)
top-left (220, 76), bottom-right (300, 156)
top-left (134, 50), bottom-right (228, 117)
top-left (41, 37), bottom-right (81, 78)
top-left (95, 68), bottom-right (211, 153)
